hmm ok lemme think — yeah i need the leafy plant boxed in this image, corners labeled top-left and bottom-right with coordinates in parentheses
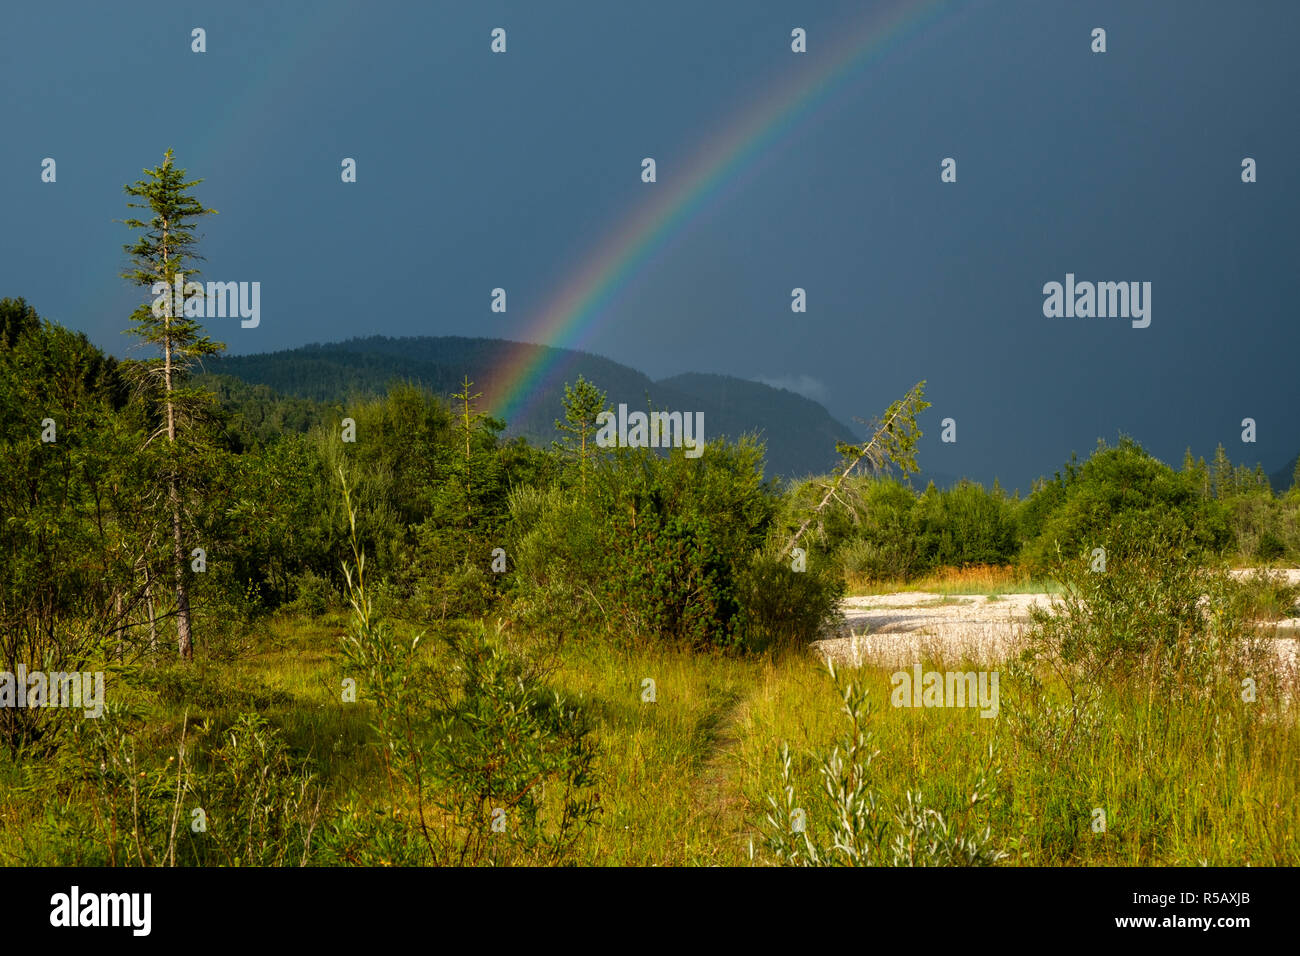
top-left (759, 659), bottom-right (1005, 867)
top-left (322, 470), bottom-right (600, 865)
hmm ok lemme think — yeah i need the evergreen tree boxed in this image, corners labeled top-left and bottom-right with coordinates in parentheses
top-left (1182, 447), bottom-right (1210, 499)
top-left (120, 149), bottom-right (223, 660)
top-left (1252, 463), bottom-right (1270, 494)
top-left (0, 297), bottom-right (41, 348)
top-left (1211, 443), bottom-right (1234, 500)
top-left (782, 381), bottom-right (930, 559)
top-left (451, 376), bottom-right (486, 523)
top-left (553, 375), bottom-right (609, 491)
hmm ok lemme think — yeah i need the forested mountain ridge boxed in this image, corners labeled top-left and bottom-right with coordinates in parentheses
top-left (204, 336), bottom-right (863, 477)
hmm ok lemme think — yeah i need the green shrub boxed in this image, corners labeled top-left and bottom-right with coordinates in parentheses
top-left (914, 480), bottom-right (1018, 568)
top-left (1227, 569), bottom-right (1300, 623)
top-left (734, 546), bottom-right (845, 652)
top-left (318, 483), bottom-right (600, 866)
top-left (509, 435), bottom-right (808, 650)
top-left (31, 706), bottom-right (320, 866)
top-left (285, 568), bottom-right (335, 617)
top-left (1223, 492), bottom-right (1289, 563)
top-left (1018, 517), bottom-right (1265, 694)
top-left (834, 537), bottom-right (920, 581)
top-left (760, 659), bottom-right (1006, 867)
top-left (1021, 438), bottom-right (1229, 572)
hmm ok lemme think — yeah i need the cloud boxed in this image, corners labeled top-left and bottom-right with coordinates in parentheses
top-left (755, 374), bottom-right (830, 405)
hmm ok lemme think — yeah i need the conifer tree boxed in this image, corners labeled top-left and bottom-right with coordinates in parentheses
top-left (1183, 447), bottom-right (1210, 498)
top-left (782, 381), bottom-right (930, 558)
top-left (450, 376), bottom-right (488, 524)
top-left (1211, 443), bottom-right (1234, 501)
top-left (554, 375), bottom-right (610, 491)
top-left (1252, 463), bottom-right (1269, 494)
top-left (120, 149), bottom-right (222, 660)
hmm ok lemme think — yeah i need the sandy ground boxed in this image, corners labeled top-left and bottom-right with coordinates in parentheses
top-left (812, 569), bottom-right (1300, 673)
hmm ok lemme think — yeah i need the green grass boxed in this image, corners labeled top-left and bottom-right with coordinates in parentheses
top-left (1228, 570), bottom-right (1300, 623)
top-left (845, 564), bottom-right (1061, 598)
top-left (2, 598), bottom-right (1297, 866)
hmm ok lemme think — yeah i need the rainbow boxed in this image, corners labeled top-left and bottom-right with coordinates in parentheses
top-left (488, 0), bottom-right (966, 423)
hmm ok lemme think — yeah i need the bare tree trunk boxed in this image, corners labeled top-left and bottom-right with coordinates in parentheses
top-left (171, 478), bottom-right (192, 660)
top-left (114, 590), bottom-right (124, 662)
top-left (146, 571), bottom-right (158, 655)
top-left (161, 224), bottom-right (193, 661)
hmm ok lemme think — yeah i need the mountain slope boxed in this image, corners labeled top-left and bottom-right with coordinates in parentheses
top-left (1270, 454), bottom-right (1299, 494)
top-left (205, 336), bottom-right (861, 477)
top-left (657, 372), bottom-right (858, 479)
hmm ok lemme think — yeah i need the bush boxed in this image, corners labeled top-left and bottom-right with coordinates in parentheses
top-left (405, 527), bottom-right (498, 624)
top-left (509, 435), bottom-right (808, 650)
top-left (914, 480), bottom-right (1018, 568)
top-left (1021, 438), bottom-right (1229, 572)
top-left (506, 483), bottom-right (616, 639)
top-left (1223, 492), bottom-right (1281, 563)
top-left (760, 659), bottom-right (1006, 867)
top-left (1227, 569), bottom-right (1300, 623)
top-left (32, 706), bottom-right (320, 866)
top-left (285, 568), bottom-right (335, 617)
top-left (834, 537), bottom-right (920, 582)
top-left (1018, 517), bottom-right (1265, 694)
top-left (734, 546), bottom-right (845, 652)
top-left (317, 488), bottom-right (600, 866)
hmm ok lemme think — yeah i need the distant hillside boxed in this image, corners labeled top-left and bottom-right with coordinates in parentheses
top-left (204, 336), bottom-right (862, 478)
top-left (1271, 454), bottom-right (1299, 494)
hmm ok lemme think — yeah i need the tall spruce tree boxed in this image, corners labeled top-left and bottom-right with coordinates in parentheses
top-left (120, 149), bottom-right (223, 660)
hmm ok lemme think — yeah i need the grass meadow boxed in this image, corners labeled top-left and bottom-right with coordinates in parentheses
top-left (5, 562), bottom-right (1295, 867)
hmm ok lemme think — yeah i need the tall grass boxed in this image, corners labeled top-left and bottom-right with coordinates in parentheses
top-left (4, 529), bottom-right (1297, 865)
top-left (846, 563), bottom-right (1058, 596)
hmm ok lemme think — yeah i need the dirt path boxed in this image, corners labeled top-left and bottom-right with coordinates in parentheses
top-left (688, 691), bottom-right (750, 850)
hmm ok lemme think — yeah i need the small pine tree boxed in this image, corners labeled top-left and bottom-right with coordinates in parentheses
top-left (553, 375), bottom-right (609, 491)
top-left (450, 376), bottom-right (486, 523)
top-left (1182, 448), bottom-right (1210, 499)
top-left (1211, 443), bottom-right (1234, 500)
top-left (1253, 463), bottom-right (1270, 495)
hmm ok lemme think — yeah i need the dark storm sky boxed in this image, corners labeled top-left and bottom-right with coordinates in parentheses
top-left (3, 0), bottom-right (1297, 490)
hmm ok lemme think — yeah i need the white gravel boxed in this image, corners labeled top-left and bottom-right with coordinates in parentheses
top-left (812, 573), bottom-right (1300, 674)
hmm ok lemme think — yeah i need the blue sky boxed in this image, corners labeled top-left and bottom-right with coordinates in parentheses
top-left (3, 0), bottom-right (1297, 489)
